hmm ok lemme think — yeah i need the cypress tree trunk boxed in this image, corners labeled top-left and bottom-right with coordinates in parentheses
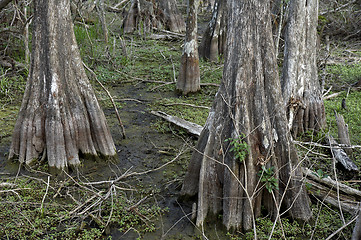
top-left (8, 0), bottom-right (116, 169)
top-left (281, 0), bottom-right (326, 136)
top-left (123, 0), bottom-right (185, 34)
top-left (181, 0), bottom-right (311, 231)
top-left (176, 0), bottom-right (200, 95)
top-left (199, 0), bottom-right (227, 62)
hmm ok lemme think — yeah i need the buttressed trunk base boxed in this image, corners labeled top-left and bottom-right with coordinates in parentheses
top-left (181, 0), bottom-right (311, 231)
top-left (8, 0), bottom-right (116, 170)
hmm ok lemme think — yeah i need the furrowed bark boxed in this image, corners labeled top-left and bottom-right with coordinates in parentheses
top-left (281, 0), bottom-right (326, 137)
top-left (199, 0), bottom-right (227, 61)
top-left (176, 0), bottom-right (200, 95)
top-left (182, 0), bottom-right (311, 231)
top-left (9, 0), bottom-right (116, 169)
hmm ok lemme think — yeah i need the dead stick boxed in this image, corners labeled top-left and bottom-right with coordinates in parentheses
top-left (83, 62), bottom-right (126, 139)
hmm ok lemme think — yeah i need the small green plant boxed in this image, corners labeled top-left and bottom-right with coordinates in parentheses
top-left (258, 166), bottom-right (279, 193)
top-left (315, 169), bottom-right (328, 179)
top-left (225, 134), bottom-right (249, 162)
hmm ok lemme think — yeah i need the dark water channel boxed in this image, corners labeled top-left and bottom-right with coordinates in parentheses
top-left (106, 83), bottom-right (199, 239)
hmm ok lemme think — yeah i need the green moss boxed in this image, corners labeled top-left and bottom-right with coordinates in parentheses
top-left (324, 91), bottom-right (361, 145)
top-left (227, 204), bottom-right (353, 240)
top-left (0, 105), bottom-right (19, 142)
top-left (326, 63), bottom-right (361, 88)
top-left (0, 174), bottom-right (165, 239)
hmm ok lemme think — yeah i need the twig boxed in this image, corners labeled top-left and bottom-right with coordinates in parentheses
top-left (200, 82), bottom-right (220, 87)
top-left (116, 98), bottom-right (144, 103)
top-left (127, 195), bottom-right (148, 211)
top-left (83, 62), bottom-right (126, 139)
top-left (40, 176), bottom-right (50, 216)
top-left (325, 214), bottom-right (359, 240)
top-left (323, 92), bottom-right (342, 100)
top-left (84, 147), bottom-right (186, 187)
top-left (321, 0), bottom-right (357, 15)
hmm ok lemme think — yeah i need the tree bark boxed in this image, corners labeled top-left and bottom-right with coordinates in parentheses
top-left (123, 0), bottom-right (185, 34)
top-left (0, 0), bottom-right (12, 12)
top-left (156, 0), bottom-right (186, 33)
top-left (335, 111), bottom-right (352, 155)
top-left (8, 0), bottom-right (116, 169)
top-left (96, 0), bottom-right (108, 43)
top-left (352, 208), bottom-right (361, 240)
top-left (176, 0), bottom-right (200, 95)
top-left (281, 0), bottom-right (326, 137)
top-left (181, 0), bottom-right (311, 231)
top-left (199, 0), bottom-right (227, 62)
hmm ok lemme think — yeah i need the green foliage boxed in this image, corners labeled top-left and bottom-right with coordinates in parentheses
top-left (326, 63), bottom-right (361, 87)
top-left (228, 203), bottom-right (354, 239)
top-left (324, 91), bottom-right (361, 145)
top-left (258, 166), bottom-right (279, 193)
top-left (0, 67), bottom-right (26, 103)
top-left (228, 217), bottom-right (309, 240)
top-left (0, 176), bottom-right (166, 239)
top-left (315, 169), bottom-right (328, 179)
top-left (226, 134), bottom-right (249, 163)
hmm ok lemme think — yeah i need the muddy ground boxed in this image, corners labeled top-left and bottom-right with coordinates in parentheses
top-left (0, 80), bottom-right (216, 239)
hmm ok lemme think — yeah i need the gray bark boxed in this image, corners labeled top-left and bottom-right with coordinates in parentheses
top-left (123, 0), bottom-right (185, 34)
top-left (176, 0), bottom-right (200, 95)
top-left (96, 0), bottom-right (108, 43)
top-left (0, 0), bottom-right (12, 12)
top-left (335, 111), bottom-right (352, 155)
top-left (181, 0), bottom-right (311, 231)
top-left (281, 0), bottom-right (326, 136)
top-left (8, 0), bottom-right (116, 169)
top-left (352, 209), bottom-right (361, 240)
top-left (199, 0), bottom-right (227, 62)
top-left (156, 0), bottom-right (186, 33)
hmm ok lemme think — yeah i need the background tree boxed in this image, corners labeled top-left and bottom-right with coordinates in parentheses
top-left (8, 0), bottom-right (116, 169)
top-left (281, 0), bottom-right (326, 136)
top-left (0, 0), bottom-right (12, 12)
top-left (123, 0), bottom-right (185, 34)
top-left (181, 0), bottom-right (311, 231)
top-left (198, 0), bottom-right (227, 62)
top-left (176, 0), bottom-right (200, 95)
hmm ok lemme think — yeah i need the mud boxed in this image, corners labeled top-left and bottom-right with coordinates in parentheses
top-left (0, 81), bottom-right (209, 239)
top-left (107, 83), bottom-right (199, 239)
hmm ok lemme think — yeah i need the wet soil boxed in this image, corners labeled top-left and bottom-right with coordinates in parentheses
top-left (0, 81), bottom-right (208, 239)
top-left (106, 82), bottom-right (198, 239)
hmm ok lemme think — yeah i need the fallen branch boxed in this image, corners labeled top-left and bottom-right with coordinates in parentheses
top-left (152, 28), bottom-right (186, 39)
top-left (200, 82), bottom-right (220, 87)
top-left (323, 92), bottom-right (342, 100)
top-left (303, 168), bottom-right (361, 199)
top-left (150, 111), bottom-right (202, 136)
top-left (326, 134), bottom-right (358, 171)
top-left (305, 178), bottom-right (360, 214)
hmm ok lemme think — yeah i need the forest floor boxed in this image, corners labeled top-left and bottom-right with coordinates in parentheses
top-left (1, 5), bottom-right (361, 240)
